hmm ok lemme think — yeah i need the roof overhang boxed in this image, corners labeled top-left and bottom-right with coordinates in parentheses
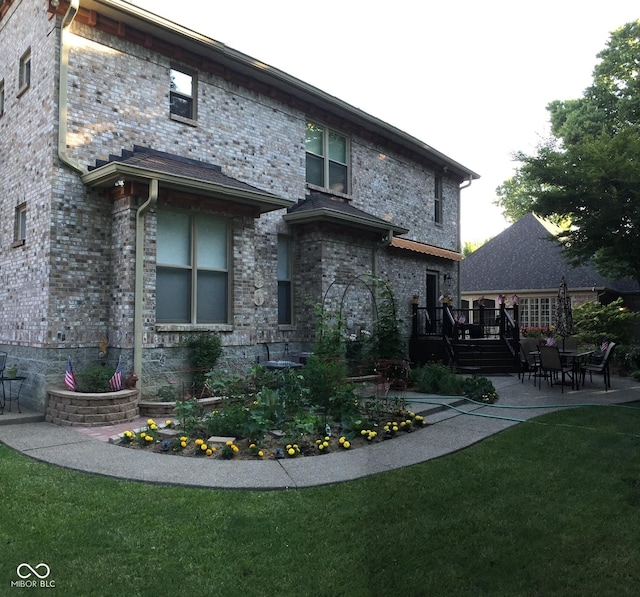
top-left (82, 162), bottom-right (294, 213)
top-left (284, 206), bottom-right (409, 235)
top-left (390, 237), bottom-right (462, 261)
top-left (52, 0), bottom-right (479, 183)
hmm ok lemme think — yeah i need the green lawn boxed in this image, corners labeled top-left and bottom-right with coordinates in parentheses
top-left (1, 404), bottom-right (640, 596)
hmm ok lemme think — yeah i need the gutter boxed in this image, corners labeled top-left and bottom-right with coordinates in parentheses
top-left (57, 0), bottom-right (86, 174)
top-left (134, 179), bottom-right (159, 393)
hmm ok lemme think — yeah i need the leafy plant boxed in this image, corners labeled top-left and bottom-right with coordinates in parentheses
top-left (75, 364), bottom-right (113, 393)
top-left (182, 332), bottom-right (223, 391)
top-left (175, 397), bottom-right (205, 437)
top-left (205, 402), bottom-right (248, 438)
top-left (463, 376), bottom-right (498, 403)
top-left (411, 363), bottom-right (465, 395)
top-left (573, 298), bottom-right (640, 345)
top-left (156, 385), bottom-right (179, 402)
top-left (368, 280), bottom-right (405, 361)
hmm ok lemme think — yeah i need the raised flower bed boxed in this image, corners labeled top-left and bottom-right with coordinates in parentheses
top-left (46, 388), bottom-right (139, 427)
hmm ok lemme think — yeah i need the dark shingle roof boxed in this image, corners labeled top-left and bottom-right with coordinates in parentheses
top-left (461, 213), bottom-right (639, 293)
top-left (89, 145), bottom-right (266, 195)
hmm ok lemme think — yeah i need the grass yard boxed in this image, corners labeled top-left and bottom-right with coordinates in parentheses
top-left (1, 403), bottom-right (639, 596)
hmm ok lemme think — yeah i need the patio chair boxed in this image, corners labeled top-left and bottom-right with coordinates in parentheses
top-left (518, 337), bottom-right (540, 383)
top-left (538, 345), bottom-right (573, 392)
top-left (581, 342), bottom-right (616, 391)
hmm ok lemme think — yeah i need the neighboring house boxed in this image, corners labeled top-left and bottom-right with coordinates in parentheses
top-left (0, 0), bottom-right (478, 409)
top-left (460, 213), bottom-right (640, 329)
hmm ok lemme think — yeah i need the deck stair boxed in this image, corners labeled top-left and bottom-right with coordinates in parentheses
top-left (453, 339), bottom-right (518, 375)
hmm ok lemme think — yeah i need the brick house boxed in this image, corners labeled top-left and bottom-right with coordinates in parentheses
top-left (0, 0), bottom-right (478, 409)
top-left (460, 213), bottom-right (640, 328)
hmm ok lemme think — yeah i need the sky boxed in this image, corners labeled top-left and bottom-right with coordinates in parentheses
top-left (128, 0), bottom-right (638, 243)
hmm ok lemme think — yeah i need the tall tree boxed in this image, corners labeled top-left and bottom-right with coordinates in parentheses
top-left (495, 20), bottom-right (640, 284)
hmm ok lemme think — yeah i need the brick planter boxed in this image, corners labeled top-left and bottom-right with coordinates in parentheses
top-left (138, 397), bottom-right (223, 419)
top-left (46, 388), bottom-right (139, 427)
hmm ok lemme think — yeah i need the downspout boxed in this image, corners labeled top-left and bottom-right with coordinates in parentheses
top-left (57, 0), bottom-right (86, 174)
top-left (134, 179), bottom-right (159, 394)
top-left (457, 175), bottom-right (473, 308)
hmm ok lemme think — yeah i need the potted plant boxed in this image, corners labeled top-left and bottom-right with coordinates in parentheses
top-left (6, 364), bottom-right (18, 379)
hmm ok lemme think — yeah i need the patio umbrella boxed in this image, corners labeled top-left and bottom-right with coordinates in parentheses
top-left (555, 276), bottom-right (574, 349)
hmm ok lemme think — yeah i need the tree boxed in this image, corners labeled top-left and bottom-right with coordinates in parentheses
top-left (495, 20), bottom-right (640, 285)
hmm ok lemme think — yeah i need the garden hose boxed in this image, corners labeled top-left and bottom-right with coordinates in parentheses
top-left (400, 396), bottom-right (640, 430)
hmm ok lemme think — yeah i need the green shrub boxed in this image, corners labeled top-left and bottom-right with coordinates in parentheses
top-left (463, 376), bottom-right (498, 403)
top-left (75, 365), bottom-right (113, 393)
top-left (182, 332), bottom-right (223, 391)
top-left (573, 298), bottom-right (640, 345)
top-left (411, 363), bottom-right (465, 395)
top-left (205, 402), bottom-right (248, 438)
top-left (156, 385), bottom-right (179, 402)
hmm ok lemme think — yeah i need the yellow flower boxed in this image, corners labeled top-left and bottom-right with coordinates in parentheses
top-left (392, 426), bottom-right (399, 432)
top-left (145, 435), bottom-right (153, 442)
top-left (339, 436), bottom-right (345, 444)
top-left (324, 436), bottom-right (330, 441)
top-left (140, 432), bottom-right (146, 438)
top-left (195, 439), bottom-right (204, 446)
top-left (323, 441), bottom-right (329, 448)
top-left (226, 440), bottom-right (233, 446)
top-left (206, 449), bottom-right (212, 456)
top-left (288, 448), bottom-right (295, 456)
top-left (201, 443), bottom-right (208, 451)
top-left (166, 420), bottom-right (172, 426)
top-left (147, 419), bottom-right (155, 426)
top-left (150, 424), bottom-right (158, 431)
top-left (232, 445), bottom-right (239, 453)
top-left (361, 429), bottom-right (367, 436)
top-left (180, 436), bottom-right (188, 442)
top-left (257, 450), bottom-right (264, 457)
top-left (210, 447), bottom-right (217, 453)
top-left (343, 441), bottom-right (351, 449)
top-left (249, 443), bottom-right (256, 449)
top-left (180, 441), bottom-right (187, 448)
top-left (318, 444), bottom-right (325, 450)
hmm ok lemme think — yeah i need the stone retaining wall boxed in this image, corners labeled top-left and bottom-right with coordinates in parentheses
top-left (46, 388), bottom-right (139, 427)
top-left (138, 397), bottom-right (223, 419)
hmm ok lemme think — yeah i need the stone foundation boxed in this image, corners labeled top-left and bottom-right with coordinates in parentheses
top-left (46, 388), bottom-right (139, 427)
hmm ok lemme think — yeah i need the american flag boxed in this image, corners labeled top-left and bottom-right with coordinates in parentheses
top-left (109, 356), bottom-right (123, 391)
top-left (601, 340), bottom-right (609, 353)
top-left (65, 358), bottom-right (77, 391)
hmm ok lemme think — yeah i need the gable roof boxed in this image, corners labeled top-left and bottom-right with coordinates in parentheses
top-left (460, 213), bottom-right (639, 293)
top-left (82, 146), bottom-right (293, 213)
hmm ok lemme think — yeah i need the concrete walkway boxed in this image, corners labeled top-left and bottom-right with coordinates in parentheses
top-left (1, 374), bottom-right (639, 490)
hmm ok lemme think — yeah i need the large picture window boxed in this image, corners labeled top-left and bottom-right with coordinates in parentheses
top-left (305, 122), bottom-right (349, 194)
top-left (156, 212), bottom-right (228, 323)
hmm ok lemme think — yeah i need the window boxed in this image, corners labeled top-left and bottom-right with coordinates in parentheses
top-left (520, 297), bottom-right (557, 329)
top-left (14, 203), bottom-right (26, 244)
top-left (0, 79), bottom-right (4, 116)
top-left (434, 175), bottom-right (443, 224)
top-left (305, 122), bottom-right (349, 194)
top-left (277, 235), bottom-right (292, 324)
top-left (156, 212), bottom-right (228, 323)
top-left (18, 48), bottom-right (31, 94)
top-left (170, 67), bottom-right (196, 121)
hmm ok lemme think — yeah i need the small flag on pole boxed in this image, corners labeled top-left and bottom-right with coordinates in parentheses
top-left (65, 358), bottom-right (77, 391)
top-left (109, 356), bottom-right (123, 391)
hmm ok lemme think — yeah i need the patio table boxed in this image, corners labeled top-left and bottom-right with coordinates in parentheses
top-left (530, 349), bottom-right (594, 390)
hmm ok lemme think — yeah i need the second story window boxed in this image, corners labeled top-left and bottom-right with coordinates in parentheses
top-left (0, 79), bottom-right (4, 116)
top-left (18, 48), bottom-right (31, 95)
top-left (170, 68), bottom-right (196, 121)
top-left (14, 203), bottom-right (27, 245)
top-left (305, 122), bottom-right (349, 194)
top-left (434, 175), bottom-right (443, 224)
